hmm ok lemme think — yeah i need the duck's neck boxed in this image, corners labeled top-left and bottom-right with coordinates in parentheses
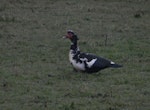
top-left (70, 42), bottom-right (80, 54)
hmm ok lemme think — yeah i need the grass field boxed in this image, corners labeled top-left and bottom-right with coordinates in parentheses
top-left (0, 0), bottom-right (150, 110)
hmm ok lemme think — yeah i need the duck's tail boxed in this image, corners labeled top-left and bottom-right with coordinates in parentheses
top-left (110, 61), bottom-right (123, 68)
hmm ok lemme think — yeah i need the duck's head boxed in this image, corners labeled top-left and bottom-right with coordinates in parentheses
top-left (64, 30), bottom-right (79, 44)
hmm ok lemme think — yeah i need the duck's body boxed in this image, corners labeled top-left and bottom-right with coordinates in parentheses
top-left (69, 44), bottom-right (122, 73)
top-left (65, 30), bottom-right (122, 73)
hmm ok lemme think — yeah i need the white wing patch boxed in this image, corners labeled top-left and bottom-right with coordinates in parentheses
top-left (111, 61), bottom-right (115, 64)
top-left (86, 58), bottom-right (97, 68)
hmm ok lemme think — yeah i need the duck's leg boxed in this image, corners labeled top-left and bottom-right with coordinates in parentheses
top-left (73, 68), bottom-right (78, 72)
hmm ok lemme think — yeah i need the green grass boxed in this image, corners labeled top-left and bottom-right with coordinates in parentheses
top-left (0, 0), bottom-right (150, 110)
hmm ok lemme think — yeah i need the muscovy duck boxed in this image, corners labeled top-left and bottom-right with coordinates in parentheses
top-left (64, 30), bottom-right (122, 73)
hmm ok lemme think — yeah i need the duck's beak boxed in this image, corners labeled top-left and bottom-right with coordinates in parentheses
top-left (62, 36), bottom-right (67, 39)
top-left (63, 34), bottom-right (72, 39)
top-left (62, 34), bottom-right (68, 39)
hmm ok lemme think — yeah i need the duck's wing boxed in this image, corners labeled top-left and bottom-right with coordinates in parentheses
top-left (79, 52), bottom-right (122, 69)
top-left (79, 52), bottom-right (112, 68)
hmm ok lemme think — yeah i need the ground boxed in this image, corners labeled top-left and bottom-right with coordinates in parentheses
top-left (0, 0), bottom-right (150, 110)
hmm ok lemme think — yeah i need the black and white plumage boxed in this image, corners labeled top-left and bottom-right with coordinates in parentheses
top-left (64, 30), bottom-right (122, 73)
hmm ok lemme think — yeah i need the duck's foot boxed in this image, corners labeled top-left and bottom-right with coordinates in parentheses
top-left (72, 68), bottom-right (78, 73)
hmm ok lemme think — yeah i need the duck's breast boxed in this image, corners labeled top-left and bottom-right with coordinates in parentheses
top-left (69, 51), bottom-right (85, 71)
